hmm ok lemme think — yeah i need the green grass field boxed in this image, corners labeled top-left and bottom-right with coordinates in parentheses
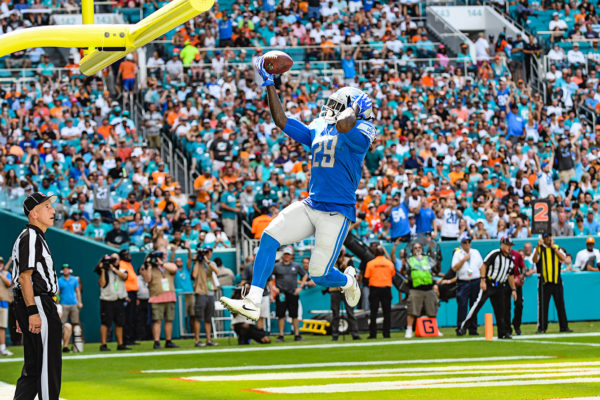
top-left (1, 322), bottom-right (599, 400)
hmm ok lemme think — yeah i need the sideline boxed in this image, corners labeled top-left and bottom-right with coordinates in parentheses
top-left (0, 332), bottom-right (598, 363)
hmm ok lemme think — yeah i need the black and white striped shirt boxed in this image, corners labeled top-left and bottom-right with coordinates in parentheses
top-left (483, 249), bottom-right (514, 283)
top-left (11, 224), bottom-right (57, 295)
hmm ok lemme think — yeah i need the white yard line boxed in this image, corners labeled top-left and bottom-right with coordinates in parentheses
top-left (0, 332), bottom-right (596, 363)
top-left (255, 377), bottom-right (600, 394)
top-left (518, 339), bottom-right (600, 347)
top-left (181, 366), bottom-right (600, 382)
top-left (141, 355), bottom-right (553, 374)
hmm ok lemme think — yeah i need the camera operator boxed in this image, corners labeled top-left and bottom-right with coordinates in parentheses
top-left (96, 253), bottom-right (130, 351)
top-left (191, 247), bottom-right (219, 347)
top-left (140, 250), bottom-right (179, 349)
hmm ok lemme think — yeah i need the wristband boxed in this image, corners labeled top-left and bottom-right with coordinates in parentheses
top-left (27, 305), bottom-right (39, 316)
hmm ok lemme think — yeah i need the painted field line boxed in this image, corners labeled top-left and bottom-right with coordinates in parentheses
top-left (140, 355), bottom-right (553, 374)
top-left (0, 382), bottom-right (67, 400)
top-left (256, 377), bottom-right (600, 394)
top-left (518, 339), bottom-right (600, 347)
top-left (0, 332), bottom-right (597, 363)
top-left (181, 366), bottom-right (600, 382)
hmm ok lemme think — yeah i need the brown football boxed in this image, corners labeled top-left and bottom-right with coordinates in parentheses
top-left (263, 50), bottom-right (293, 74)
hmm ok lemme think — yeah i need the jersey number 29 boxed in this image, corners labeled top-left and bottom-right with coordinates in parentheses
top-left (313, 136), bottom-right (338, 168)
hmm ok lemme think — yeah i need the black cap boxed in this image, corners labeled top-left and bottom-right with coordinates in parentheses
top-left (23, 192), bottom-right (57, 216)
top-left (542, 233), bottom-right (551, 238)
top-left (500, 236), bottom-right (513, 246)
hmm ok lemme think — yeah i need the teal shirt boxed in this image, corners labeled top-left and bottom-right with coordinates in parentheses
top-left (84, 223), bottom-right (111, 239)
top-left (220, 191), bottom-right (238, 219)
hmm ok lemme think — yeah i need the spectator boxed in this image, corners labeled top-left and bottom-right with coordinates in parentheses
top-left (141, 251), bottom-right (179, 349)
top-left (97, 254), bottom-right (130, 351)
top-left (117, 54), bottom-right (137, 93)
top-left (364, 246), bottom-right (395, 339)
top-left (451, 235), bottom-right (483, 336)
top-left (214, 257), bottom-right (234, 286)
top-left (106, 220), bottom-right (130, 248)
top-left (567, 42), bottom-right (586, 67)
top-left (270, 247), bottom-right (308, 342)
top-left (118, 249), bottom-right (139, 346)
top-left (135, 266), bottom-right (151, 341)
top-left (191, 247), bottom-right (219, 347)
top-left (57, 264), bottom-right (82, 353)
top-left (552, 211), bottom-right (574, 236)
top-left (0, 257), bottom-right (13, 356)
top-left (574, 237), bottom-right (600, 271)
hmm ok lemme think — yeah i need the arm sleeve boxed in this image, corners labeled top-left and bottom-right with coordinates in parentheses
top-left (483, 250), bottom-right (496, 267)
top-left (345, 121), bottom-right (375, 153)
top-left (18, 232), bottom-right (36, 272)
top-left (283, 118), bottom-right (312, 147)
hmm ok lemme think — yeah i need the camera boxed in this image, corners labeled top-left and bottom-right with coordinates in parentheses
top-left (146, 251), bottom-right (164, 265)
top-left (95, 255), bottom-right (116, 274)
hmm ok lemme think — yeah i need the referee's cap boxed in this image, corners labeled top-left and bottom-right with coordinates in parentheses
top-left (23, 192), bottom-right (57, 216)
top-left (500, 236), bottom-right (514, 246)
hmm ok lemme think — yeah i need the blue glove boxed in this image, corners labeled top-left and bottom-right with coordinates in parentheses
top-left (352, 93), bottom-right (372, 119)
top-left (254, 56), bottom-right (274, 87)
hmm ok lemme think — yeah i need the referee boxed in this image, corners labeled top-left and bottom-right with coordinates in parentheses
top-left (12, 192), bottom-right (62, 400)
top-left (458, 237), bottom-right (518, 339)
top-left (532, 233), bottom-right (572, 334)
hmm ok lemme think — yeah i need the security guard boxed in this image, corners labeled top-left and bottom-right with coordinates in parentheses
top-left (12, 192), bottom-right (62, 399)
top-left (532, 233), bottom-right (572, 333)
top-left (364, 246), bottom-right (395, 339)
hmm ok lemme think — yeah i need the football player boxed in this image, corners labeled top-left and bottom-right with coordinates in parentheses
top-left (220, 56), bottom-right (376, 321)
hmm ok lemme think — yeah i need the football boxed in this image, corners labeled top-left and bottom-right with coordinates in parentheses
top-left (263, 50), bottom-right (293, 74)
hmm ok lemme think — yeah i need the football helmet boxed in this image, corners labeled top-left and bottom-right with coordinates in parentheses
top-left (319, 87), bottom-right (373, 124)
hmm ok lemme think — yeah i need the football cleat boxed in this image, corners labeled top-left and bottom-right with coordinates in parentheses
top-left (220, 296), bottom-right (260, 321)
top-left (341, 267), bottom-right (361, 307)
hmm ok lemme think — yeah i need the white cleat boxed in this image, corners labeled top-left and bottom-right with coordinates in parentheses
top-left (220, 296), bottom-right (260, 321)
top-left (0, 349), bottom-right (13, 356)
top-left (342, 267), bottom-right (361, 307)
top-left (405, 330), bottom-right (414, 339)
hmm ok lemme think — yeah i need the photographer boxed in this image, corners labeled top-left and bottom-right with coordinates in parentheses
top-left (96, 253), bottom-right (130, 351)
top-left (140, 250), bottom-right (179, 349)
top-left (191, 247), bottom-right (219, 347)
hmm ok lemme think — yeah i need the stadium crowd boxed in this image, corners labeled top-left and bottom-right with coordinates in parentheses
top-left (0, 0), bottom-right (598, 344)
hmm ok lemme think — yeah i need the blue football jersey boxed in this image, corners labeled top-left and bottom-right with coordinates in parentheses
top-left (303, 118), bottom-right (376, 222)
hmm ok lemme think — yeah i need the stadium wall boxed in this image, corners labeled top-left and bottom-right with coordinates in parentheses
top-left (0, 210), bottom-right (236, 342)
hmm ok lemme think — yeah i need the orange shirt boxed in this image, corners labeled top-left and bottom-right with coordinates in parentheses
top-left (364, 256), bottom-right (395, 287)
top-left (251, 214), bottom-right (274, 239)
top-left (449, 170), bottom-right (465, 185)
top-left (63, 219), bottom-right (87, 234)
top-left (98, 125), bottom-right (112, 139)
top-left (120, 260), bottom-right (139, 292)
top-left (119, 60), bottom-right (137, 80)
top-left (193, 175), bottom-right (216, 203)
top-left (152, 171), bottom-right (167, 186)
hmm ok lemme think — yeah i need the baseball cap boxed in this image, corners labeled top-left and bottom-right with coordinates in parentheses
top-left (0, 257), bottom-right (4, 263)
top-left (93, 212), bottom-right (102, 220)
top-left (542, 233), bottom-right (551, 238)
top-left (282, 246), bottom-right (294, 255)
top-left (62, 263), bottom-right (70, 269)
top-left (23, 192), bottom-right (57, 216)
top-left (587, 237), bottom-right (595, 244)
top-left (461, 234), bottom-right (472, 243)
top-left (500, 236), bottom-right (513, 246)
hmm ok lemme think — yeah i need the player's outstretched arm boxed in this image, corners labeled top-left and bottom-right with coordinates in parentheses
top-left (266, 85), bottom-right (287, 130)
